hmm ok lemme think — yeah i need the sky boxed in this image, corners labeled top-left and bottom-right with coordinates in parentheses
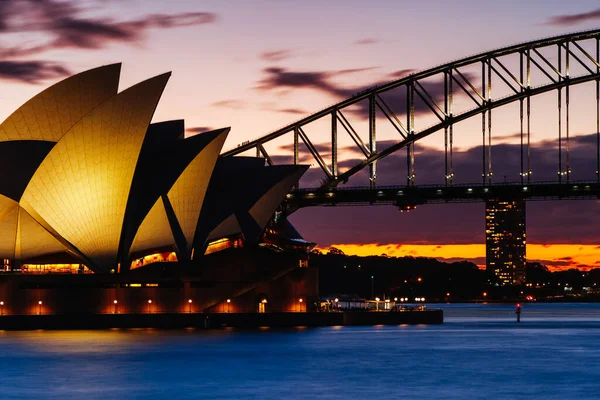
top-left (1, 0), bottom-right (600, 270)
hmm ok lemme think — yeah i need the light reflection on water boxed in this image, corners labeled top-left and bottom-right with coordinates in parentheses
top-left (1, 303), bottom-right (600, 400)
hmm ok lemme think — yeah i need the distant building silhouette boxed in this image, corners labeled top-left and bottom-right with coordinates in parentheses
top-left (486, 199), bottom-right (526, 285)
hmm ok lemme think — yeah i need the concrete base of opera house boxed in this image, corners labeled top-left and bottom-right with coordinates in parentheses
top-left (0, 310), bottom-right (443, 330)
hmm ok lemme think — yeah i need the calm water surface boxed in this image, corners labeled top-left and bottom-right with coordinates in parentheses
top-left (1, 303), bottom-right (600, 399)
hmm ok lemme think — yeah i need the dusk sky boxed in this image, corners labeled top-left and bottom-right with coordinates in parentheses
top-left (2, 0), bottom-right (600, 270)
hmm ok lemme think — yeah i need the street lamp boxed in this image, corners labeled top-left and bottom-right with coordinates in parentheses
top-left (371, 275), bottom-right (375, 299)
top-left (226, 298), bottom-right (231, 313)
top-left (375, 297), bottom-right (380, 311)
top-left (38, 300), bottom-right (42, 315)
top-left (113, 299), bottom-right (118, 314)
top-left (0, 301), bottom-right (3, 316)
top-left (298, 298), bottom-right (303, 312)
top-left (334, 298), bottom-right (339, 309)
top-left (147, 299), bottom-right (152, 314)
top-left (188, 299), bottom-right (192, 313)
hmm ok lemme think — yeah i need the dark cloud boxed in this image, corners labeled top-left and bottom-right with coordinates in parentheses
top-left (211, 100), bottom-right (246, 109)
top-left (495, 132), bottom-right (526, 141)
top-left (389, 69), bottom-right (416, 78)
top-left (0, 0), bottom-right (217, 82)
top-left (353, 38), bottom-right (379, 46)
top-left (275, 108), bottom-right (308, 115)
top-left (0, 60), bottom-right (70, 84)
top-left (260, 49), bottom-right (294, 62)
top-left (256, 66), bottom-right (378, 99)
top-left (545, 8), bottom-right (600, 25)
top-left (529, 259), bottom-right (576, 268)
top-left (186, 126), bottom-right (214, 135)
top-left (256, 66), bottom-right (463, 120)
top-left (257, 67), bottom-right (348, 97)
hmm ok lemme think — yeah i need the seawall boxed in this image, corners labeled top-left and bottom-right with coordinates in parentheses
top-left (0, 310), bottom-right (443, 330)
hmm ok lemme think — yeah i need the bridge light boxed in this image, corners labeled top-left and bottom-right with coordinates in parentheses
top-left (523, 187), bottom-right (528, 192)
top-left (467, 188), bottom-right (473, 193)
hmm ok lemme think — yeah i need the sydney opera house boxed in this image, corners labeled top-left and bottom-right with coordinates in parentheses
top-left (0, 64), bottom-right (317, 316)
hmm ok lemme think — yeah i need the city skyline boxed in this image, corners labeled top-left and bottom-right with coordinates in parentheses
top-left (2, 0), bottom-right (600, 270)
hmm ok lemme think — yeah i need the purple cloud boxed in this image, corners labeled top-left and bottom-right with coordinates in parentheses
top-left (545, 8), bottom-right (600, 25)
top-left (0, 0), bottom-right (217, 82)
top-left (256, 66), bottom-right (464, 120)
top-left (353, 38), bottom-right (379, 46)
top-left (211, 100), bottom-right (246, 109)
top-left (186, 126), bottom-right (215, 135)
top-left (260, 49), bottom-right (295, 62)
top-left (0, 60), bottom-right (70, 84)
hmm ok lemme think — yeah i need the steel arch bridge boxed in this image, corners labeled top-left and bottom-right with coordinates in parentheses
top-left (224, 30), bottom-right (600, 209)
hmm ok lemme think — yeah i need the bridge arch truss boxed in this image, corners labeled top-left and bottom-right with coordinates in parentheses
top-left (224, 29), bottom-right (600, 189)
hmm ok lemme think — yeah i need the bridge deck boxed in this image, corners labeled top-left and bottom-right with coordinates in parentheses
top-left (286, 181), bottom-right (600, 209)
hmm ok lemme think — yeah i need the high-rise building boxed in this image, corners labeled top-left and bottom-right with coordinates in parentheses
top-left (485, 199), bottom-right (526, 285)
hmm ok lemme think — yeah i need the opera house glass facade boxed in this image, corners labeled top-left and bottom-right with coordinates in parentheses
top-left (0, 64), bottom-right (317, 315)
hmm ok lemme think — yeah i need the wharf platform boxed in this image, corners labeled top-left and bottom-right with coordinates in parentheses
top-left (0, 310), bottom-right (443, 330)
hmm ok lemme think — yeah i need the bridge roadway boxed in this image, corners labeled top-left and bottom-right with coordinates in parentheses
top-left (285, 181), bottom-right (600, 209)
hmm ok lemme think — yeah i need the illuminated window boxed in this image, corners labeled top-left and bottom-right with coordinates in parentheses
top-left (130, 252), bottom-right (178, 270)
top-left (204, 237), bottom-right (243, 255)
top-left (21, 264), bottom-right (93, 275)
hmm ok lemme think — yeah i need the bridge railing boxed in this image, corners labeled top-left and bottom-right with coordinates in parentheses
top-left (292, 180), bottom-right (600, 192)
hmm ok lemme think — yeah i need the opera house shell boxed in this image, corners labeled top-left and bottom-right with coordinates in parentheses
top-left (0, 64), bottom-right (309, 275)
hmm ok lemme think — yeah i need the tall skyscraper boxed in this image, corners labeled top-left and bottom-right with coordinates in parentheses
top-left (485, 199), bottom-right (526, 285)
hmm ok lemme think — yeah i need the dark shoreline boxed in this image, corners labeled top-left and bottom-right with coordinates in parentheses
top-left (0, 310), bottom-right (443, 331)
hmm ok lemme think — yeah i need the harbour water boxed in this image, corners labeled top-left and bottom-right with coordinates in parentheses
top-left (1, 303), bottom-right (599, 399)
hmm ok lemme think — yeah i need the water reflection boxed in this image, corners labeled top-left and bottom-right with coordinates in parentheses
top-left (0, 303), bottom-right (599, 399)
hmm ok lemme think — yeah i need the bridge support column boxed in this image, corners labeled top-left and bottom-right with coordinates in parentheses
top-left (369, 94), bottom-right (376, 189)
top-left (485, 198), bottom-right (526, 285)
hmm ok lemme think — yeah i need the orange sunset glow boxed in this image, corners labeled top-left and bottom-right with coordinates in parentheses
top-left (322, 243), bottom-right (600, 272)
